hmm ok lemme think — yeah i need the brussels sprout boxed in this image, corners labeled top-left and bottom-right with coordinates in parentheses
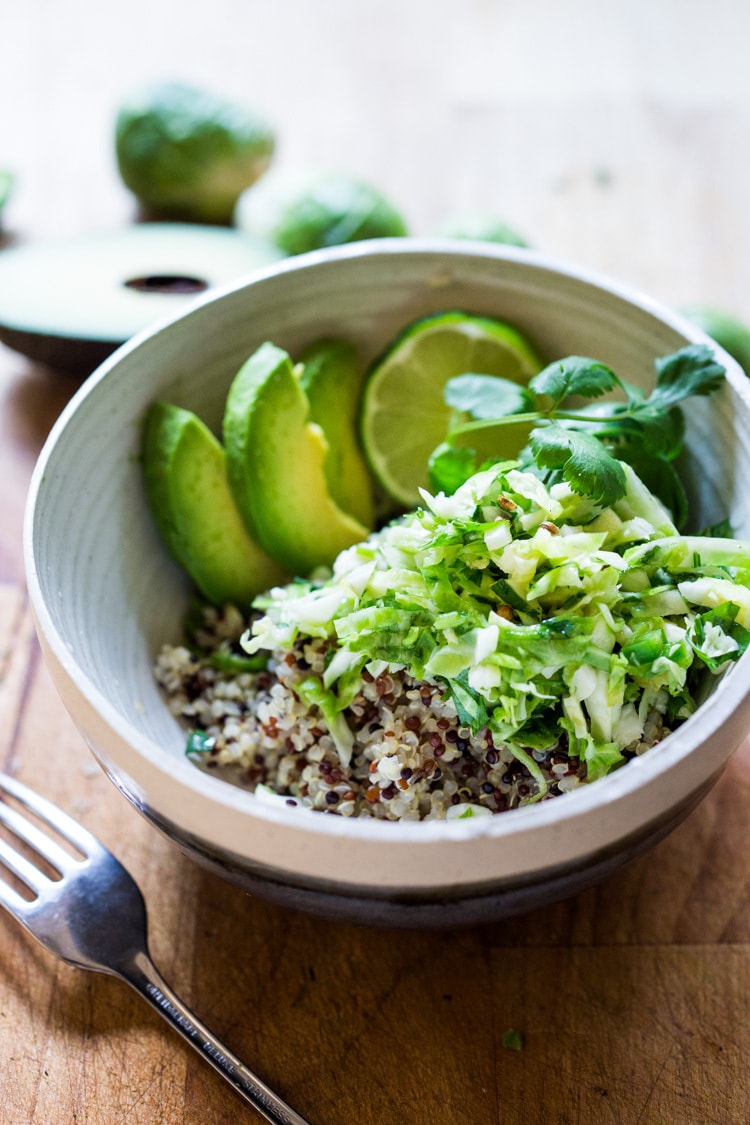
top-left (0, 171), bottom-right (13, 215)
top-left (437, 213), bottom-right (529, 248)
top-left (682, 305), bottom-right (750, 375)
top-left (238, 172), bottom-right (406, 255)
top-left (115, 82), bottom-right (275, 224)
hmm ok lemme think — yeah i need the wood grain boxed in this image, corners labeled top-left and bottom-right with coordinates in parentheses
top-left (4, 575), bottom-right (750, 1125)
top-left (490, 946), bottom-right (750, 1125)
top-left (3, 2), bottom-right (750, 1122)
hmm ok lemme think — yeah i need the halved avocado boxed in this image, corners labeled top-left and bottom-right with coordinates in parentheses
top-left (223, 342), bottom-right (369, 575)
top-left (297, 338), bottom-right (374, 527)
top-left (0, 225), bottom-right (282, 375)
top-left (143, 401), bottom-right (287, 607)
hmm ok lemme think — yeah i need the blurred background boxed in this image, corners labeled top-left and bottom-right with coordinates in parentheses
top-left (2, 0), bottom-right (750, 309)
top-left (2, 0), bottom-right (749, 586)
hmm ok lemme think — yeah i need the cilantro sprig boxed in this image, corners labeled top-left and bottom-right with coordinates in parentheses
top-left (429, 344), bottom-right (725, 522)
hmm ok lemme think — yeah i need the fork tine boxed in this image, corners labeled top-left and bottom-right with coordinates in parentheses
top-left (0, 799), bottom-right (77, 876)
top-left (0, 775), bottom-right (311, 1123)
top-left (0, 772), bottom-right (98, 856)
top-left (0, 872), bottom-right (31, 914)
top-left (0, 835), bottom-right (49, 897)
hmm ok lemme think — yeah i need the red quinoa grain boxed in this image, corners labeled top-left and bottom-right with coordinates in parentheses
top-left (154, 611), bottom-right (667, 822)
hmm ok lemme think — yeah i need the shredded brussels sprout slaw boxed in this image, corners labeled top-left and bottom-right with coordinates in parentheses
top-left (242, 460), bottom-right (750, 794)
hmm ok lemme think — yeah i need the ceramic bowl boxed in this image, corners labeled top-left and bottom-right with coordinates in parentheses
top-left (23, 241), bottom-right (750, 927)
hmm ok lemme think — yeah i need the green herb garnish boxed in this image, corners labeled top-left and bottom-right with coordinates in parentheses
top-left (429, 344), bottom-right (725, 522)
top-left (502, 1028), bottom-right (524, 1051)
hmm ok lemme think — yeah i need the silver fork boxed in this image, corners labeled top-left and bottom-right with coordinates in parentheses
top-left (0, 771), bottom-right (310, 1125)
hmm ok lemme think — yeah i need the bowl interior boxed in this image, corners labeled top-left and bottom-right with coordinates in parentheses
top-left (25, 242), bottom-right (750, 828)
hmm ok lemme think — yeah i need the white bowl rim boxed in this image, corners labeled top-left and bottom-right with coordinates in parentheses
top-left (22, 237), bottom-right (750, 851)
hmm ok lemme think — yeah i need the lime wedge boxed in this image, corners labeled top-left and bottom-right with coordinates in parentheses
top-left (360, 311), bottom-right (543, 507)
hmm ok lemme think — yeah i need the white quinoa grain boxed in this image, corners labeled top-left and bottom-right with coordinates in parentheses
top-left (154, 608), bottom-right (669, 822)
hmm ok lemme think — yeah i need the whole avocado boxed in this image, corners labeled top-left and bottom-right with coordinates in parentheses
top-left (115, 82), bottom-right (275, 224)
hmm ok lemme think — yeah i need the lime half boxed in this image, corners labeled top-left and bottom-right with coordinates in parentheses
top-left (360, 311), bottom-right (543, 507)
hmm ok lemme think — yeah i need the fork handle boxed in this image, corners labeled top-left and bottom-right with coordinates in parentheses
top-left (120, 950), bottom-right (311, 1125)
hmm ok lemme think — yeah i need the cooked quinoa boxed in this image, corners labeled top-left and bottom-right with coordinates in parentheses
top-left (153, 457), bottom-right (750, 821)
top-left (155, 604), bottom-right (669, 822)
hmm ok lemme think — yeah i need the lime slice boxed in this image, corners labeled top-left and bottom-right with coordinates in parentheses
top-left (360, 311), bottom-right (543, 507)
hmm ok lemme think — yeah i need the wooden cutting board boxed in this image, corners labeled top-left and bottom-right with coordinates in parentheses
top-left (2, 569), bottom-right (750, 1123)
top-left (3, 2), bottom-right (750, 1121)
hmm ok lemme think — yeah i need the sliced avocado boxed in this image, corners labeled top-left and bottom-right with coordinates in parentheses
top-left (223, 342), bottom-right (369, 575)
top-left (143, 401), bottom-right (287, 608)
top-left (297, 338), bottom-right (374, 527)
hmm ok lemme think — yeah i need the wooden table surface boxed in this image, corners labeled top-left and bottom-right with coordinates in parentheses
top-left (3, 3), bottom-right (750, 1122)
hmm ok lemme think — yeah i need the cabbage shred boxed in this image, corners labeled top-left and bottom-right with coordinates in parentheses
top-left (244, 461), bottom-right (750, 787)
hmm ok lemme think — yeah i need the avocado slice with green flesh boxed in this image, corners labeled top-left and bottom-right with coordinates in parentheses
top-left (297, 338), bottom-right (374, 527)
top-left (223, 342), bottom-right (369, 575)
top-left (143, 401), bottom-right (287, 608)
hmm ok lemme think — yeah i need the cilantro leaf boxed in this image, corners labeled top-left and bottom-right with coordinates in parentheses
top-left (558, 405), bottom-right (684, 460)
top-left (444, 373), bottom-right (534, 419)
top-left (629, 405), bottom-right (685, 460)
top-left (428, 443), bottom-right (478, 495)
top-left (529, 356), bottom-right (620, 408)
top-left (529, 421), bottom-right (627, 505)
top-left (434, 344), bottom-right (725, 518)
top-left (643, 344), bottom-right (726, 413)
